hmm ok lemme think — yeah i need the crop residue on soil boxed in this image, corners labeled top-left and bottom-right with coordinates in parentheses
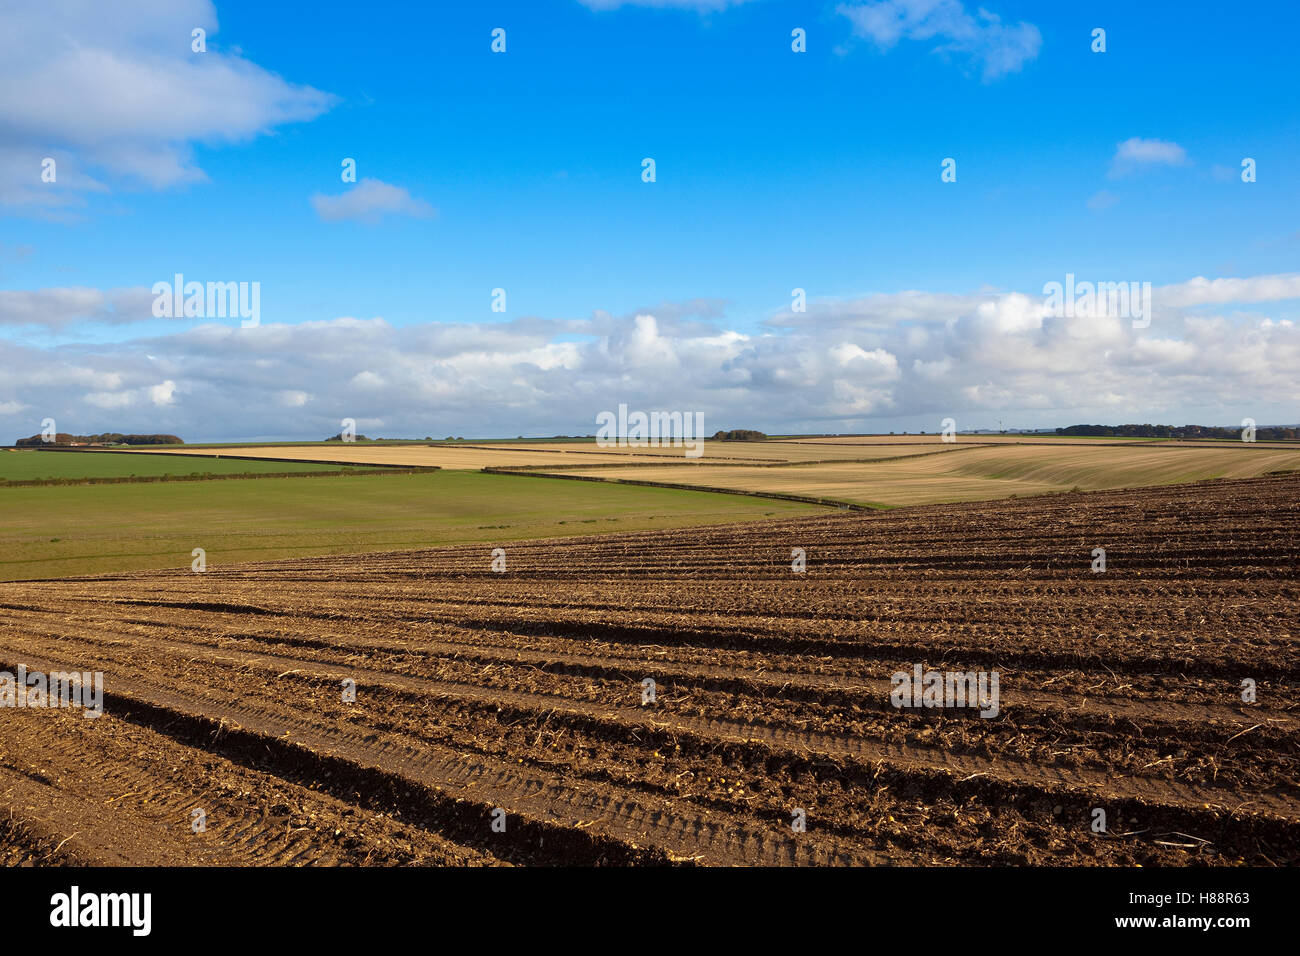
top-left (0, 474), bottom-right (1296, 866)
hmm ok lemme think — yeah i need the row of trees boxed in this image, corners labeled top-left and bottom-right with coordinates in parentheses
top-left (15, 433), bottom-right (184, 446)
top-left (1057, 424), bottom-right (1298, 440)
top-left (711, 429), bottom-right (768, 442)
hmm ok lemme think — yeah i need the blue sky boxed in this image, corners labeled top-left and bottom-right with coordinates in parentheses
top-left (2, 0), bottom-right (1298, 439)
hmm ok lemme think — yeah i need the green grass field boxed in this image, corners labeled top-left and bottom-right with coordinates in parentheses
top-left (0, 449), bottom-right (381, 482)
top-left (0, 470), bottom-right (820, 580)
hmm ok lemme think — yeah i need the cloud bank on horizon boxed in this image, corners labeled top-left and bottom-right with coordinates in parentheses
top-left (3, 0), bottom-right (1298, 440)
top-left (5, 274), bottom-right (1298, 441)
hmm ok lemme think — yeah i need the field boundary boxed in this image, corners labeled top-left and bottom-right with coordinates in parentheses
top-left (481, 466), bottom-right (880, 510)
top-left (784, 438), bottom-right (1300, 450)
top-left (46, 448), bottom-right (444, 469)
top-left (496, 445), bottom-right (976, 472)
top-left (445, 442), bottom-right (791, 463)
top-left (0, 467), bottom-right (431, 488)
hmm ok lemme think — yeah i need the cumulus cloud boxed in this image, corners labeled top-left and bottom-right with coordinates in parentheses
top-left (148, 380), bottom-right (178, 406)
top-left (1157, 274), bottom-right (1300, 308)
top-left (85, 379), bottom-right (177, 410)
top-left (0, 286), bottom-right (156, 330)
top-left (770, 290), bottom-right (980, 330)
top-left (837, 0), bottom-right (1041, 80)
top-left (311, 179), bottom-right (436, 224)
top-left (277, 390), bottom-right (311, 408)
top-left (2, 273), bottom-right (1299, 441)
top-left (0, 148), bottom-right (109, 220)
top-left (0, 0), bottom-right (335, 212)
top-left (1110, 137), bottom-right (1188, 177)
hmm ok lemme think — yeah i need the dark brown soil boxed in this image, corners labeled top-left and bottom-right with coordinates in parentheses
top-left (0, 474), bottom-right (1296, 865)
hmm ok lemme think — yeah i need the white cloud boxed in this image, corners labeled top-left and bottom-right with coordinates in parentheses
top-left (276, 390), bottom-right (311, 408)
top-left (0, 148), bottom-right (109, 219)
top-left (1110, 138), bottom-right (1188, 177)
top-left (83, 379), bottom-right (178, 410)
top-left (3, 273), bottom-right (1299, 441)
top-left (829, 343), bottom-right (900, 377)
top-left (148, 380), bottom-right (177, 406)
top-left (84, 390), bottom-right (138, 410)
top-left (0, 0), bottom-right (335, 212)
top-left (311, 179), bottom-right (436, 224)
top-left (770, 290), bottom-right (983, 330)
top-left (0, 286), bottom-right (155, 329)
top-left (1130, 337), bottom-right (1197, 365)
top-left (1157, 274), bottom-right (1300, 308)
top-left (837, 0), bottom-right (1041, 81)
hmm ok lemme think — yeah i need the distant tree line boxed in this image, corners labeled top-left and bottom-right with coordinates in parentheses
top-left (1057, 423), bottom-right (1298, 440)
top-left (711, 429), bottom-right (768, 442)
top-left (14, 432), bottom-right (184, 446)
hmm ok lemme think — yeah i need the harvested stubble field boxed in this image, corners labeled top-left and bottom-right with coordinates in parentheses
top-left (0, 474), bottom-right (1296, 866)
top-left (126, 440), bottom-right (962, 467)
top-left (120, 443), bottom-right (640, 469)
top-left (530, 442), bottom-right (1300, 507)
top-left (784, 435), bottom-right (1300, 448)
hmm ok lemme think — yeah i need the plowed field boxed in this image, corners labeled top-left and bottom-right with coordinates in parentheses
top-left (0, 475), bottom-right (1296, 866)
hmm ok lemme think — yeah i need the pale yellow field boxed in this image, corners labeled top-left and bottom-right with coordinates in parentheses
top-left (785, 435), bottom-right (1300, 448)
top-left (527, 442), bottom-right (1300, 507)
top-left (125, 440), bottom-right (962, 468)
top-left (785, 434), bottom-right (1157, 446)
top-left (500, 441), bottom-right (963, 463)
top-left (123, 438), bottom-right (1300, 506)
top-left (124, 444), bottom-right (661, 469)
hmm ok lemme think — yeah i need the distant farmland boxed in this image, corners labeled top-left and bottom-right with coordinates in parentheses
top-left (12, 437), bottom-right (1294, 581)
top-left (522, 442), bottom-right (1300, 507)
top-left (112, 435), bottom-right (1300, 509)
top-left (121, 439), bottom-right (956, 467)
